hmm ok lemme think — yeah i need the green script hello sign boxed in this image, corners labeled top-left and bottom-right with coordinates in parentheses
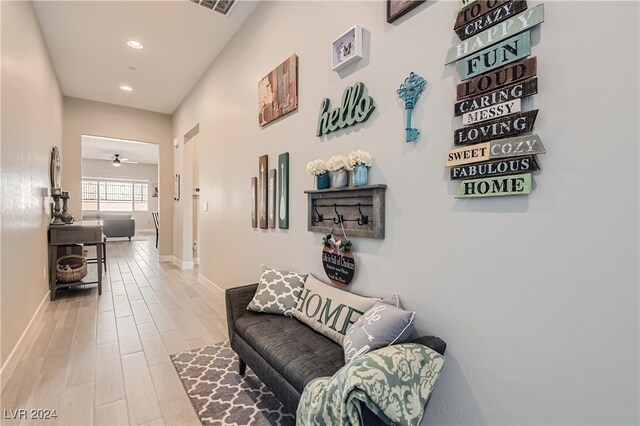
top-left (317, 82), bottom-right (375, 137)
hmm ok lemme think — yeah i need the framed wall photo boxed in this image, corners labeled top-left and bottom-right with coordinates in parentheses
top-left (387, 0), bottom-right (425, 23)
top-left (258, 54), bottom-right (298, 126)
top-left (251, 177), bottom-right (257, 228)
top-left (331, 26), bottom-right (363, 71)
top-left (258, 155), bottom-right (268, 229)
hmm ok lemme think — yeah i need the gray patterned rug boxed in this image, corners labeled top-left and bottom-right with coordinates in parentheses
top-left (170, 341), bottom-right (295, 426)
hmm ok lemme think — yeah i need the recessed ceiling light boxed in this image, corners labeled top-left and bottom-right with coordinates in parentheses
top-left (127, 40), bottom-right (143, 49)
top-left (119, 85), bottom-right (133, 92)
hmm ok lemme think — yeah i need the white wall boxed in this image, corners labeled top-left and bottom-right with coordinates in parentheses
top-left (0, 0), bottom-right (63, 369)
top-left (63, 98), bottom-right (173, 256)
top-left (173, 1), bottom-right (639, 424)
top-left (81, 158), bottom-right (159, 231)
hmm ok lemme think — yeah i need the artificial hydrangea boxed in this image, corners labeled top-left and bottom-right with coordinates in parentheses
top-left (306, 159), bottom-right (327, 176)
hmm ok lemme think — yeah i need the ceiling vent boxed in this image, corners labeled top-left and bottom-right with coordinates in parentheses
top-left (190, 0), bottom-right (236, 15)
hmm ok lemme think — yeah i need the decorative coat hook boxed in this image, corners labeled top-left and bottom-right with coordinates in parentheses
top-left (333, 204), bottom-right (344, 224)
top-left (357, 203), bottom-right (369, 225)
top-left (313, 205), bottom-right (324, 224)
top-left (397, 72), bottom-right (427, 143)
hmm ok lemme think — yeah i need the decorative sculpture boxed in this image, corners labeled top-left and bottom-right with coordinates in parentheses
top-left (397, 72), bottom-right (427, 142)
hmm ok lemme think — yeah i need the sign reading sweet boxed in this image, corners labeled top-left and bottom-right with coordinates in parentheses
top-left (316, 82), bottom-right (375, 137)
top-left (445, 134), bottom-right (546, 167)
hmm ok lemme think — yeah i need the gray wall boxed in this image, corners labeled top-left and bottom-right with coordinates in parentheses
top-left (0, 1), bottom-right (63, 368)
top-left (173, 1), bottom-right (639, 424)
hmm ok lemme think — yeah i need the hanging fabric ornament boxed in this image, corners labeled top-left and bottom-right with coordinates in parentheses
top-left (321, 221), bottom-right (356, 286)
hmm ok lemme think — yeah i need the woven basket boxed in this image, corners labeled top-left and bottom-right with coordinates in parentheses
top-left (56, 255), bottom-right (87, 283)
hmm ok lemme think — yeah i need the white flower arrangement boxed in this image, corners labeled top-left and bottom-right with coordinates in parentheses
top-left (348, 150), bottom-right (373, 169)
top-left (306, 159), bottom-right (327, 176)
top-left (326, 155), bottom-right (350, 172)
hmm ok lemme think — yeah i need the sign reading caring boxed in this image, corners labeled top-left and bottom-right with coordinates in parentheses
top-left (316, 82), bottom-right (375, 137)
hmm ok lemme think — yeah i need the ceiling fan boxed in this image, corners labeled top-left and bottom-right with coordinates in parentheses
top-left (100, 154), bottom-right (138, 167)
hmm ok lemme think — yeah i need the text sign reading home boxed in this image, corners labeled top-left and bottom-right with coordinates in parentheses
top-left (455, 77), bottom-right (537, 116)
top-left (446, 4), bottom-right (544, 64)
top-left (456, 173), bottom-right (532, 198)
top-left (457, 31), bottom-right (531, 80)
top-left (457, 57), bottom-right (537, 101)
top-left (445, 134), bottom-right (546, 167)
top-left (450, 155), bottom-right (540, 180)
top-left (455, 0), bottom-right (528, 41)
top-left (455, 109), bottom-right (538, 146)
top-left (316, 82), bottom-right (375, 137)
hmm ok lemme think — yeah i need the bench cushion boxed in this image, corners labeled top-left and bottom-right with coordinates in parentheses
top-left (235, 311), bottom-right (344, 393)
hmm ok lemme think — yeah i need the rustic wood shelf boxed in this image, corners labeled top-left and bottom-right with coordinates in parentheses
top-left (304, 184), bottom-right (386, 239)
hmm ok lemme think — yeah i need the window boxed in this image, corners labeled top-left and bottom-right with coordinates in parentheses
top-left (82, 178), bottom-right (148, 212)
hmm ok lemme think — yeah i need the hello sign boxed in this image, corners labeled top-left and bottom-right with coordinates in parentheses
top-left (317, 82), bottom-right (375, 137)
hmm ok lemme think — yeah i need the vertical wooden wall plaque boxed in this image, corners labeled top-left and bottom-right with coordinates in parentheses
top-left (251, 177), bottom-right (257, 228)
top-left (268, 169), bottom-right (276, 228)
top-left (456, 57), bottom-right (537, 101)
top-left (258, 155), bottom-right (268, 229)
top-left (457, 31), bottom-right (531, 80)
top-left (278, 152), bottom-right (289, 229)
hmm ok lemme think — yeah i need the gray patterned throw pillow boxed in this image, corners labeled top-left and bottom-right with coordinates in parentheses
top-left (343, 301), bottom-right (415, 363)
top-left (247, 266), bottom-right (308, 317)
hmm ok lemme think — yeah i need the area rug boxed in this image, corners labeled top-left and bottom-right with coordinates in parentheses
top-left (170, 341), bottom-right (295, 426)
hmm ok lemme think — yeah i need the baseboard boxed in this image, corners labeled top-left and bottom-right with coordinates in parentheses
top-left (158, 255), bottom-right (173, 263)
top-left (0, 290), bottom-right (49, 392)
top-left (136, 228), bottom-right (155, 233)
top-left (198, 273), bottom-right (225, 301)
top-left (173, 256), bottom-right (194, 270)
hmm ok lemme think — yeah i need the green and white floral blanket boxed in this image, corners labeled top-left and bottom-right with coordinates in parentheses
top-left (296, 343), bottom-right (445, 426)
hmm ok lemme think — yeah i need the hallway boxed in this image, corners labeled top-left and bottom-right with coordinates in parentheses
top-left (1, 235), bottom-right (227, 425)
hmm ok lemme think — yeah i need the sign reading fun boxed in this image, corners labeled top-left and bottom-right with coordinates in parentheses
top-left (316, 82), bottom-right (375, 137)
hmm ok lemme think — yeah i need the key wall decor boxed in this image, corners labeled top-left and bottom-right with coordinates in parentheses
top-left (316, 82), bottom-right (375, 137)
top-left (446, 1), bottom-right (546, 198)
top-left (397, 72), bottom-right (427, 143)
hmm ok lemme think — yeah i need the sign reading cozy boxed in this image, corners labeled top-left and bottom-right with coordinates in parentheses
top-left (293, 275), bottom-right (377, 345)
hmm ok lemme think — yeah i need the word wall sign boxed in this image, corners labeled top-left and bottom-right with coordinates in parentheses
top-left (445, 0), bottom-right (546, 199)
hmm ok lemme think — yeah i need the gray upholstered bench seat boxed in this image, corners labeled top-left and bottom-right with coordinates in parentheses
top-left (236, 311), bottom-right (344, 393)
top-left (227, 283), bottom-right (447, 422)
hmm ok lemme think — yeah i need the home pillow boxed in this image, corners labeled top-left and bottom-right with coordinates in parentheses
top-left (293, 274), bottom-right (378, 346)
top-left (343, 301), bottom-right (415, 363)
top-left (247, 265), bottom-right (308, 317)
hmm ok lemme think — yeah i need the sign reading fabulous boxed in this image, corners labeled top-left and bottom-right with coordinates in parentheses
top-left (316, 82), bottom-right (375, 137)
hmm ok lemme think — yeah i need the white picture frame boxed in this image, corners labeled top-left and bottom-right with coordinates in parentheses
top-left (331, 25), bottom-right (363, 72)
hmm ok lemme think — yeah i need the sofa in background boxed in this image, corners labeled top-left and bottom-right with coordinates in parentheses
top-left (225, 283), bottom-right (447, 422)
top-left (83, 212), bottom-right (135, 240)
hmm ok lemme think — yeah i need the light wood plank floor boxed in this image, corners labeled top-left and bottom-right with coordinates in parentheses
top-left (1, 235), bottom-right (227, 425)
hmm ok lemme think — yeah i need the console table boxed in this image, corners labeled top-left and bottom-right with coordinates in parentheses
top-left (48, 220), bottom-right (104, 301)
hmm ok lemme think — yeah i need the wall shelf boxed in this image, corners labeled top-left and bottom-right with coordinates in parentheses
top-left (304, 184), bottom-right (386, 239)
